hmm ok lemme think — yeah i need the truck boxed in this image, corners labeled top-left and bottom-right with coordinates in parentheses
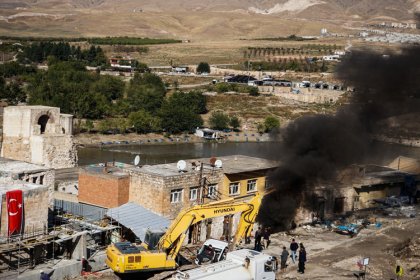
top-left (171, 249), bottom-right (277, 280)
top-left (106, 193), bottom-right (262, 274)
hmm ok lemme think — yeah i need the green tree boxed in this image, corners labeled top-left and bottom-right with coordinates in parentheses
top-left (215, 83), bottom-right (230, 93)
top-left (257, 123), bottom-right (265, 134)
top-left (90, 75), bottom-right (125, 101)
top-left (0, 81), bottom-right (26, 105)
top-left (264, 116), bottom-right (280, 132)
top-left (115, 118), bottom-right (129, 134)
top-left (196, 62), bottom-right (210, 74)
top-left (168, 91), bottom-right (207, 114)
top-left (83, 120), bottom-right (95, 132)
top-left (26, 61), bottom-right (112, 119)
top-left (127, 73), bottom-right (166, 113)
top-left (129, 110), bottom-right (161, 133)
top-left (209, 111), bottom-right (230, 130)
top-left (159, 100), bottom-right (203, 134)
top-left (229, 116), bottom-right (241, 131)
top-left (248, 86), bottom-right (259, 96)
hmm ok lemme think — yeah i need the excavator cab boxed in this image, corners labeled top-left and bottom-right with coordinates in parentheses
top-left (144, 229), bottom-right (165, 250)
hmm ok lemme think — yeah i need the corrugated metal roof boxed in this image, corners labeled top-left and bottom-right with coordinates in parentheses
top-left (54, 200), bottom-right (107, 221)
top-left (107, 202), bottom-right (170, 240)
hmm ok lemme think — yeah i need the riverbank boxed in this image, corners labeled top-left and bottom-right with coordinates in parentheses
top-left (74, 131), bottom-right (271, 147)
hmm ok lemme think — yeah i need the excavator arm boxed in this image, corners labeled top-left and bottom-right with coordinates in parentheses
top-left (159, 193), bottom-right (262, 259)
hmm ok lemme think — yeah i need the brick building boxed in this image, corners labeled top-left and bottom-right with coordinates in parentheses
top-left (78, 165), bottom-right (130, 208)
top-left (125, 155), bottom-right (278, 242)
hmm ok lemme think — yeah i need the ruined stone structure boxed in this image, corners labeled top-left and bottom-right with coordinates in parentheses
top-left (0, 157), bottom-right (55, 204)
top-left (1, 106), bottom-right (77, 168)
top-left (294, 163), bottom-right (419, 225)
top-left (0, 179), bottom-right (49, 237)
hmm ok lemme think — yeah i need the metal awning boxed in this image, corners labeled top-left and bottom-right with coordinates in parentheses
top-left (106, 202), bottom-right (170, 240)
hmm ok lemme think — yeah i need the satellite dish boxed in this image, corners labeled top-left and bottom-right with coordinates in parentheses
top-left (134, 155), bottom-right (141, 166)
top-left (177, 160), bottom-right (187, 172)
top-left (215, 159), bottom-right (223, 168)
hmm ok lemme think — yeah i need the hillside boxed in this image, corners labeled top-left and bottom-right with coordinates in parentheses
top-left (0, 0), bottom-right (418, 39)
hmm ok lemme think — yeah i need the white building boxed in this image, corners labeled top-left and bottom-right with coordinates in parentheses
top-left (195, 128), bottom-right (221, 140)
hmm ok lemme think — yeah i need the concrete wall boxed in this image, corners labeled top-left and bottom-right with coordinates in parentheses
top-left (2, 106), bottom-right (33, 138)
top-left (60, 114), bottom-right (73, 135)
top-left (355, 183), bottom-right (402, 209)
top-left (0, 185), bottom-right (49, 237)
top-left (78, 170), bottom-right (130, 208)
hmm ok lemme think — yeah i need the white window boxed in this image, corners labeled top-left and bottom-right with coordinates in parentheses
top-left (229, 182), bottom-right (240, 196)
top-left (170, 189), bottom-right (183, 203)
top-left (208, 184), bottom-right (218, 197)
top-left (247, 179), bottom-right (257, 192)
top-left (190, 187), bottom-right (199, 201)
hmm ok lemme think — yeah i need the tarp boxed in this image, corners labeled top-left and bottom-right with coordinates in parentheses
top-left (7, 190), bottom-right (24, 236)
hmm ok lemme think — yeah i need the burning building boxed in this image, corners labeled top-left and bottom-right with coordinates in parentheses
top-left (258, 45), bottom-right (420, 229)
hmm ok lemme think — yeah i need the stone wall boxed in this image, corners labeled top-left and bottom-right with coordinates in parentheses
top-left (40, 135), bottom-right (77, 168)
top-left (1, 106), bottom-right (77, 168)
top-left (0, 184), bottom-right (49, 237)
top-left (258, 86), bottom-right (343, 103)
top-left (1, 137), bottom-right (31, 163)
top-left (78, 170), bottom-right (129, 208)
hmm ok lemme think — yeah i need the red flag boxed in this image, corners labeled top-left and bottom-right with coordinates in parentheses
top-left (7, 190), bottom-right (24, 237)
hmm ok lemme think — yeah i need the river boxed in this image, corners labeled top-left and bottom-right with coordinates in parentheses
top-left (78, 141), bottom-right (420, 166)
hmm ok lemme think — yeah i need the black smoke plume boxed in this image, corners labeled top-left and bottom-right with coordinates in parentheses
top-left (257, 44), bottom-right (420, 230)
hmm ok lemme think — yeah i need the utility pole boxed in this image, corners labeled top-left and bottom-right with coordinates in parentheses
top-left (199, 162), bottom-right (205, 205)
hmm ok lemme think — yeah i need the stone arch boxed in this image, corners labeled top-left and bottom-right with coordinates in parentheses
top-left (33, 110), bottom-right (56, 135)
top-left (38, 115), bottom-right (49, 134)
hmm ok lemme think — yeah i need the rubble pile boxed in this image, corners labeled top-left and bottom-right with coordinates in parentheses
top-left (393, 236), bottom-right (420, 277)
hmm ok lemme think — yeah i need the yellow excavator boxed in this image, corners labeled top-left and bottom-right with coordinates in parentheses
top-left (106, 193), bottom-right (261, 274)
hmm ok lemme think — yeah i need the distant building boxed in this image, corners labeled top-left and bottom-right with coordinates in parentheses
top-left (1, 106), bottom-right (77, 168)
top-left (172, 66), bottom-right (189, 73)
top-left (109, 57), bottom-right (134, 71)
top-left (195, 128), bottom-right (221, 140)
top-left (322, 55), bottom-right (340, 61)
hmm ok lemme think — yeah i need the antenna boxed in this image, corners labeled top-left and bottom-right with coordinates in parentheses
top-left (177, 160), bottom-right (187, 172)
top-left (215, 159), bottom-right (223, 168)
top-left (134, 155), bottom-right (141, 166)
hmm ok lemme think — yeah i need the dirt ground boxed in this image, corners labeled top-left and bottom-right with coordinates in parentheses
top-left (72, 206), bottom-right (420, 280)
top-left (262, 207), bottom-right (420, 280)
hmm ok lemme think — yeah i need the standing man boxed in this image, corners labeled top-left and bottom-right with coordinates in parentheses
top-left (298, 243), bottom-right (307, 274)
top-left (222, 216), bottom-right (230, 242)
top-left (263, 227), bottom-right (271, 249)
top-left (290, 239), bottom-right (298, 263)
top-left (254, 227), bottom-right (262, 251)
top-left (395, 265), bottom-right (404, 280)
top-left (280, 246), bottom-right (289, 272)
